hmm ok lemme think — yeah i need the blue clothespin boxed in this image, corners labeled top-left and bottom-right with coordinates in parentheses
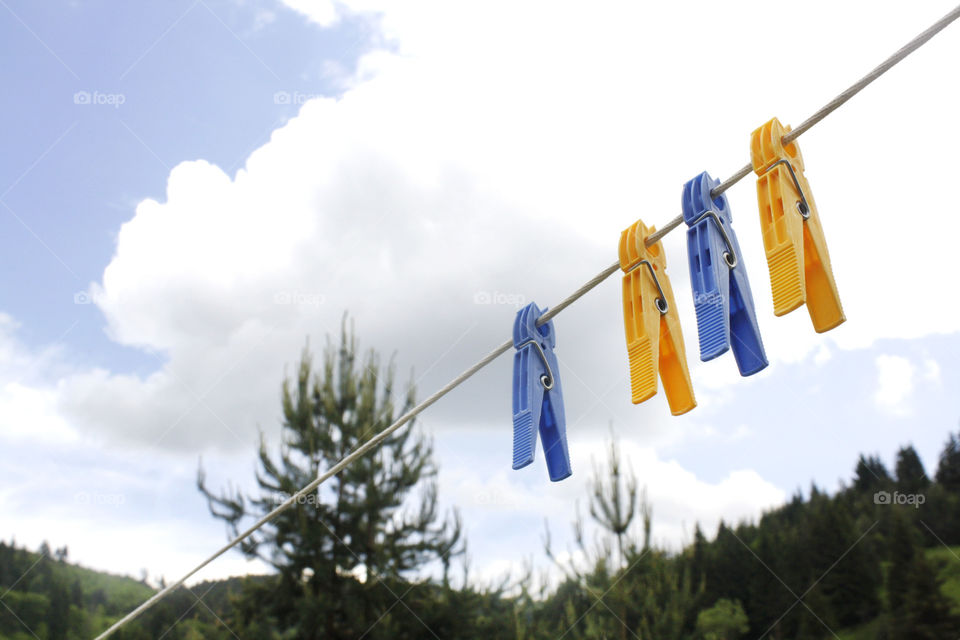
top-left (681, 171), bottom-right (768, 376)
top-left (512, 302), bottom-right (571, 482)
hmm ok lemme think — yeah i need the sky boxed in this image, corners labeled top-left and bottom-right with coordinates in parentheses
top-left (1, 0), bottom-right (960, 593)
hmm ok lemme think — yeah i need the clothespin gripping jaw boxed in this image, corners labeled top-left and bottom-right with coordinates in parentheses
top-left (618, 220), bottom-right (696, 415)
top-left (681, 171), bottom-right (768, 376)
top-left (750, 118), bottom-right (845, 333)
top-left (511, 302), bottom-right (571, 482)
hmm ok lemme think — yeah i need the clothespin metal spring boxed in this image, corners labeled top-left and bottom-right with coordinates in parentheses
top-left (625, 260), bottom-right (669, 315)
top-left (515, 339), bottom-right (554, 389)
top-left (686, 209), bottom-right (739, 269)
top-left (760, 159), bottom-right (810, 220)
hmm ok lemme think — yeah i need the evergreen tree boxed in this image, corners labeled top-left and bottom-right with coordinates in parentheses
top-left (747, 525), bottom-right (794, 637)
top-left (198, 321), bottom-right (463, 639)
top-left (852, 454), bottom-right (892, 494)
top-left (887, 506), bottom-right (958, 640)
top-left (707, 523), bottom-right (754, 625)
top-left (795, 584), bottom-right (832, 640)
top-left (894, 445), bottom-right (929, 494)
top-left (898, 552), bottom-right (959, 638)
top-left (543, 435), bottom-right (698, 640)
top-left (585, 436), bottom-right (637, 640)
top-left (807, 497), bottom-right (879, 626)
top-left (587, 434), bottom-right (638, 566)
top-left (935, 431), bottom-right (960, 493)
top-left (695, 598), bottom-right (748, 640)
top-left (886, 509), bottom-right (916, 619)
top-left (687, 523), bottom-right (710, 620)
top-left (690, 524), bottom-right (707, 588)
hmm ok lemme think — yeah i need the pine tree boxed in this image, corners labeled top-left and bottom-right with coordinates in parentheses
top-left (198, 320), bottom-right (463, 639)
top-left (747, 526), bottom-right (794, 637)
top-left (853, 454), bottom-right (892, 494)
top-left (587, 434), bottom-right (638, 566)
top-left (705, 522), bottom-right (757, 635)
top-left (795, 584), bottom-right (832, 640)
top-left (894, 445), bottom-right (930, 495)
top-left (887, 506), bottom-right (959, 640)
top-left (886, 509), bottom-right (916, 620)
top-left (807, 497), bottom-right (879, 626)
top-left (695, 598), bottom-right (748, 640)
top-left (935, 431), bottom-right (960, 493)
top-left (585, 434), bottom-right (639, 640)
top-left (898, 552), bottom-right (959, 638)
top-left (690, 524), bottom-right (707, 587)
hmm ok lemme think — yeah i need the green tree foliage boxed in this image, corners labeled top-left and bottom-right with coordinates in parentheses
top-left (539, 434), bottom-right (700, 640)
top-left (8, 394), bottom-right (960, 640)
top-left (936, 431), bottom-right (960, 492)
top-left (696, 598), bottom-right (748, 640)
top-left (587, 434), bottom-right (639, 565)
top-left (886, 507), bottom-right (917, 616)
top-left (853, 454), bottom-right (892, 494)
top-left (883, 505), bottom-right (959, 639)
top-left (897, 551), bottom-right (959, 638)
top-left (895, 445), bottom-right (930, 494)
top-left (197, 320), bottom-right (463, 639)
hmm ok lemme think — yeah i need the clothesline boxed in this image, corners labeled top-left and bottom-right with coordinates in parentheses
top-left (95, 4), bottom-right (960, 638)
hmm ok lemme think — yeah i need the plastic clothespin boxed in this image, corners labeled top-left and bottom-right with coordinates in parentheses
top-left (750, 118), bottom-right (845, 333)
top-left (681, 171), bottom-right (768, 376)
top-left (619, 219), bottom-right (696, 415)
top-left (512, 302), bottom-right (571, 482)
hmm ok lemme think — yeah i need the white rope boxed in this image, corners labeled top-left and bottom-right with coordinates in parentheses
top-left (712, 2), bottom-right (960, 199)
top-left (95, 5), bottom-right (960, 637)
top-left (651, 3), bottom-right (960, 244)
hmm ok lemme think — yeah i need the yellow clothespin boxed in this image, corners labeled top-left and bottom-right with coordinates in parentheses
top-left (619, 219), bottom-right (696, 415)
top-left (750, 118), bottom-right (845, 333)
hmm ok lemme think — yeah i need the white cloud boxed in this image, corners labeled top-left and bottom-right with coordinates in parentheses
top-left (730, 424), bottom-right (753, 441)
top-left (874, 354), bottom-right (915, 415)
top-left (0, 383), bottom-right (78, 444)
top-left (923, 357), bottom-right (941, 384)
top-left (253, 9), bottom-right (276, 30)
top-left (438, 429), bottom-right (784, 584)
top-left (814, 344), bottom-right (832, 366)
top-left (0, 314), bottom-right (78, 445)
top-left (57, 0), bottom-right (960, 452)
top-left (278, 0), bottom-right (340, 27)
top-left (6, 0), bottom-right (960, 585)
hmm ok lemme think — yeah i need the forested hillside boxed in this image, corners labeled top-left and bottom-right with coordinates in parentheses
top-left (3, 431), bottom-right (960, 639)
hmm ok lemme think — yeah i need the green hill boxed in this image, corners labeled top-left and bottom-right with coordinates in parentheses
top-left (0, 541), bottom-right (255, 639)
top-left (6, 433), bottom-right (960, 638)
